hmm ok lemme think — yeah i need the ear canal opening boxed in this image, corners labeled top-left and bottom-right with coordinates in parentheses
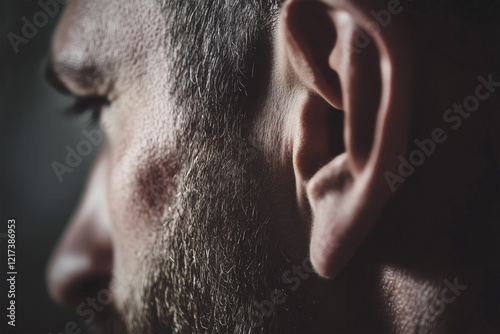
top-left (296, 97), bottom-right (345, 182)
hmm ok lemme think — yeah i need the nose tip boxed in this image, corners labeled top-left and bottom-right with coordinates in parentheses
top-left (47, 241), bottom-right (113, 306)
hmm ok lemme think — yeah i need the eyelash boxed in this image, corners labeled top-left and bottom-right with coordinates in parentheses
top-left (65, 96), bottom-right (108, 124)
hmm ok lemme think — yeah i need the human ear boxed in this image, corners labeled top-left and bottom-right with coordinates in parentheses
top-left (280, 0), bottom-right (414, 278)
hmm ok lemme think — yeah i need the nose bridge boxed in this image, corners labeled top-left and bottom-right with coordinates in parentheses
top-left (47, 150), bottom-right (114, 306)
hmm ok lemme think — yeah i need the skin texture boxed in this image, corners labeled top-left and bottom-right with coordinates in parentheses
top-left (48, 0), bottom-right (176, 304)
top-left (47, 0), bottom-right (500, 332)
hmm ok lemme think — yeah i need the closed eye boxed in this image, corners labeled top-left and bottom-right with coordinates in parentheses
top-left (44, 59), bottom-right (109, 124)
top-left (65, 96), bottom-right (109, 124)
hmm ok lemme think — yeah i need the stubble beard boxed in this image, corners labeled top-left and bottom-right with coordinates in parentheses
top-left (112, 126), bottom-right (295, 333)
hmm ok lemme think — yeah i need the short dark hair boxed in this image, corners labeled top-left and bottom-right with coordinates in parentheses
top-left (159, 0), bottom-right (282, 149)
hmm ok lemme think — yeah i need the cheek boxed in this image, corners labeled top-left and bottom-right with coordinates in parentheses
top-left (107, 107), bottom-right (178, 274)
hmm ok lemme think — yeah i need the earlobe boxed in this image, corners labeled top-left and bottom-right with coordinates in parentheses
top-left (281, 0), bottom-right (414, 278)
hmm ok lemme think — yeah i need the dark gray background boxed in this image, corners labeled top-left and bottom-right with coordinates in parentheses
top-left (1, 1), bottom-right (102, 333)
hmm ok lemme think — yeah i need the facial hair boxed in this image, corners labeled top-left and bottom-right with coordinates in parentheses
top-left (109, 119), bottom-right (290, 333)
